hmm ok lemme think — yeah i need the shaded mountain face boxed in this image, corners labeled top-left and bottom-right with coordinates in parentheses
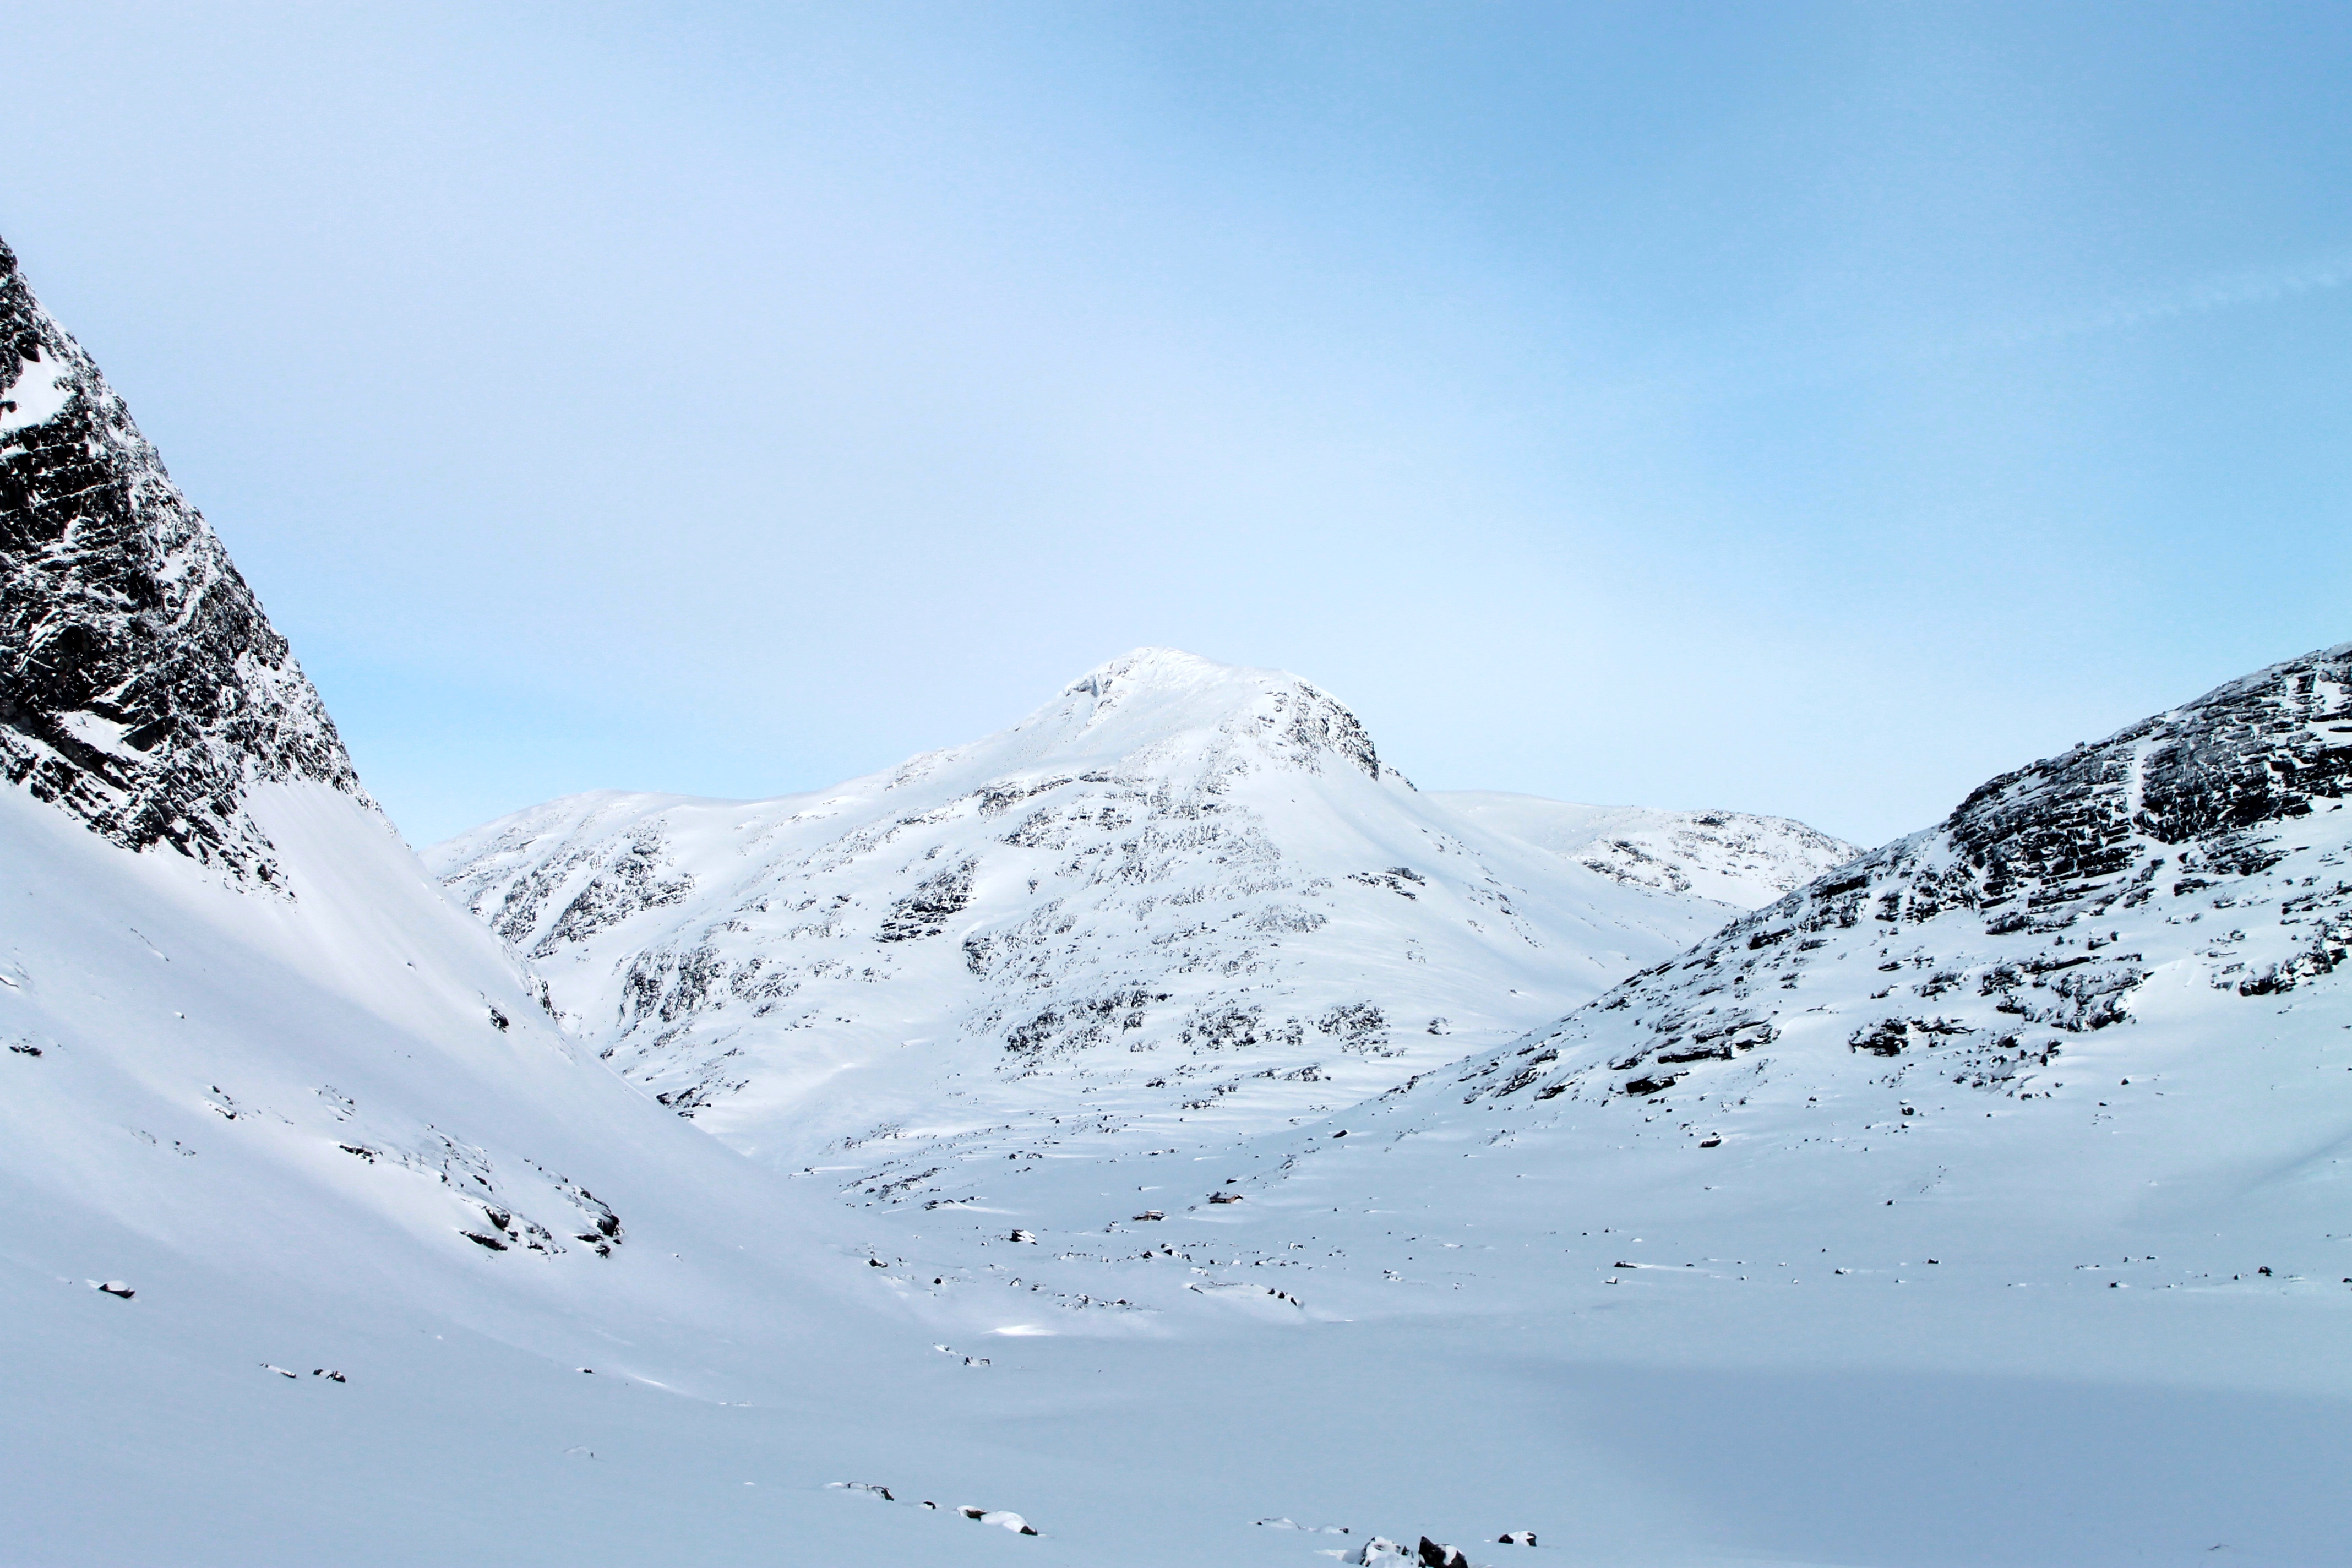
top-left (430, 649), bottom-right (1752, 1183)
top-left (1420, 641), bottom-right (2352, 1127)
top-left (0, 241), bottom-right (361, 888)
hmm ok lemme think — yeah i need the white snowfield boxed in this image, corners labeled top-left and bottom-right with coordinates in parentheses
top-left (427, 650), bottom-right (1763, 1189)
top-left (7, 237), bottom-right (2352, 1566)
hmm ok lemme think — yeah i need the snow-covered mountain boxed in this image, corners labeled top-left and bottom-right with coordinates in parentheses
top-left (1434, 791), bottom-right (1858, 907)
top-left (780, 642), bottom-right (2352, 1566)
top-left (1, 233), bottom-right (688, 1284)
top-left (1430, 639), bottom-right (2352, 1127)
top-left (427, 649), bottom-right (1774, 1188)
top-left (1088, 640), bottom-right (2352, 1350)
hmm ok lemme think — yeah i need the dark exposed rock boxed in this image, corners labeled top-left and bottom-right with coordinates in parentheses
top-left (1453, 640), bottom-right (2352, 1113)
top-left (527, 829), bottom-right (694, 957)
top-left (1948, 647), bottom-right (2352, 902)
top-left (0, 237), bottom-right (367, 888)
top-left (878, 857), bottom-right (977, 941)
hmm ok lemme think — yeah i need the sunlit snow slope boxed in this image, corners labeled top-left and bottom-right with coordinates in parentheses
top-left (1431, 639), bottom-right (2352, 1132)
top-left (0, 237), bottom-right (962, 1565)
top-left (429, 650), bottom-right (1761, 1188)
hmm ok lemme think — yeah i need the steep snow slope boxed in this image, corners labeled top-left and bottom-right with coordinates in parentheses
top-left (0, 238), bottom-right (966, 1565)
top-left (1435, 790), bottom-right (1859, 907)
top-left (429, 650), bottom-right (1737, 1188)
top-left (0, 235), bottom-right (785, 1314)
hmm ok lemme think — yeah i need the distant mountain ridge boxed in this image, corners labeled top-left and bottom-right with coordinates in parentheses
top-left (1435, 791), bottom-right (1858, 908)
top-left (856, 641), bottom-right (2352, 1398)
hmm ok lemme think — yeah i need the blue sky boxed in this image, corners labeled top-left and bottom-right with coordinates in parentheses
top-left (8, 2), bottom-right (2350, 847)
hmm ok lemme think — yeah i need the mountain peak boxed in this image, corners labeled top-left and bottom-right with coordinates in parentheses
top-left (1061, 645), bottom-right (1228, 697)
top-left (0, 237), bottom-right (368, 887)
top-left (995, 646), bottom-right (1385, 781)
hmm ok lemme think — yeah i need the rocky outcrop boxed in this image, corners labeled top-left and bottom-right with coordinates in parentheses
top-left (1440, 641), bottom-right (2352, 1119)
top-left (0, 237), bottom-right (365, 888)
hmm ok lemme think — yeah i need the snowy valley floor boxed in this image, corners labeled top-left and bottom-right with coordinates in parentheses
top-left (10, 1092), bottom-right (2350, 1568)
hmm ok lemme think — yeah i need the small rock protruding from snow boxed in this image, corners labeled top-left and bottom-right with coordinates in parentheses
top-left (90, 1280), bottom-right (134, 1299)
top-left (957, 1506), bottom-right (1037, 1534)
top-left (1498, 1530), bottom-right (1536, 1545)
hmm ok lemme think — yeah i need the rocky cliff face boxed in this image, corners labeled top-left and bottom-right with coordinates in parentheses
top-left (1426, 641), bottom-right (2352, 1128)
top-left (0, 238), bottom-right (364, 889)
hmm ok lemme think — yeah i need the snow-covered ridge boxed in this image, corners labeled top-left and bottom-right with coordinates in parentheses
top-left (1412, 640), bottom-right (2352, 1131)
top-left (429, 649), bottom-right (1773, 1183)
top-left (0, 230), bottom-right (833, 1327)
top-left (1435, 791), bottom-right (1859, 908)
top-left (0, 239), bottom-right (365, 889)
